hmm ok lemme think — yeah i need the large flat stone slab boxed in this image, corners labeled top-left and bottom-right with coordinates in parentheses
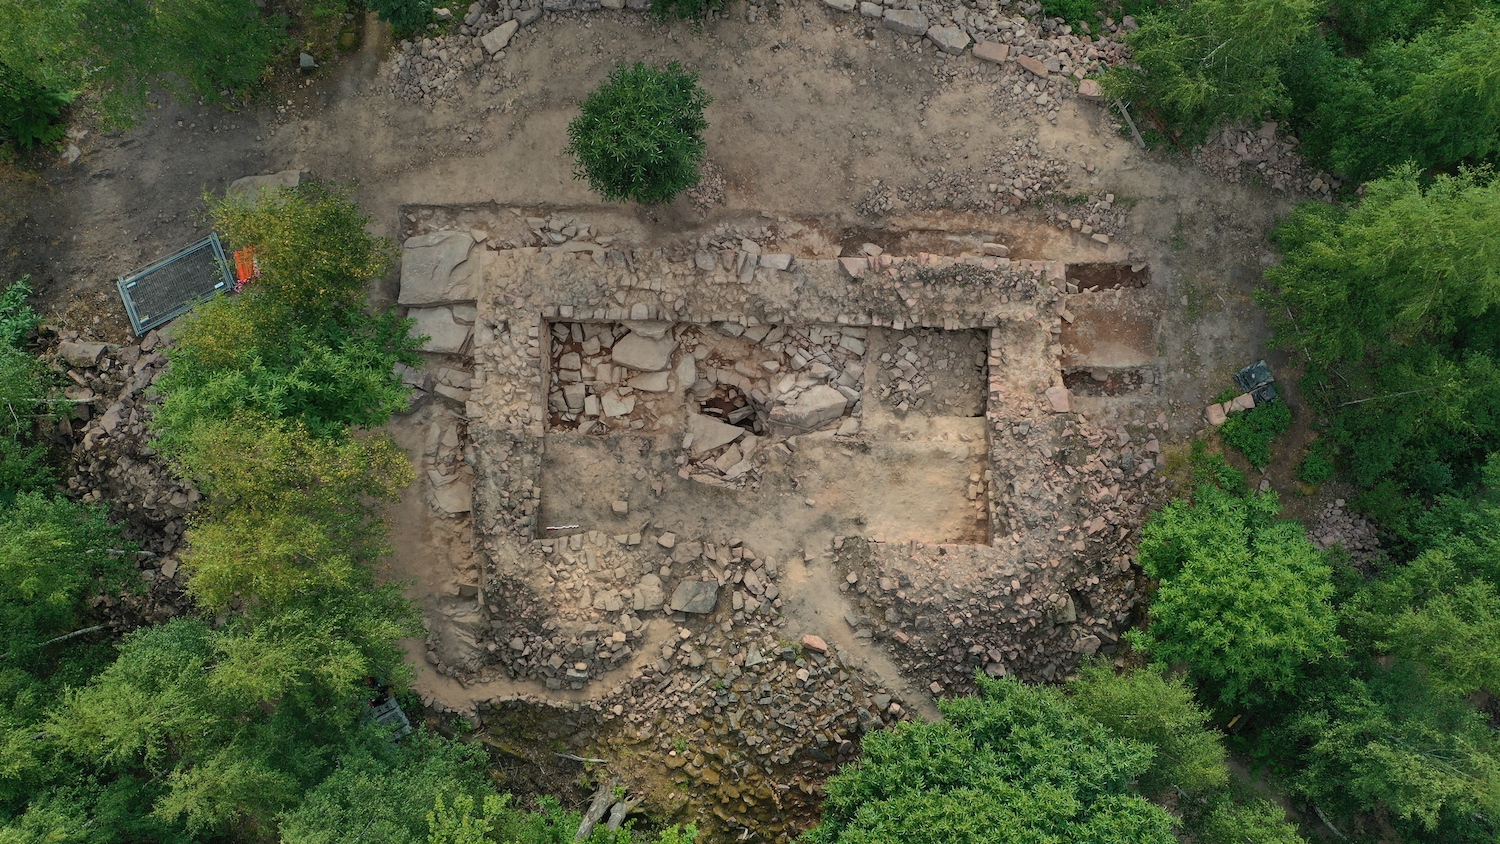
top-left (408, 306), bottom-right (473, 354)
top-left (611, 332), bottom-right (676, 371)
top-left (769, 384), bottom-right (848, 434)
top-left (687, 413), bottom-right (745, 456)
top-left (400, 232), bottom-right (477, 306)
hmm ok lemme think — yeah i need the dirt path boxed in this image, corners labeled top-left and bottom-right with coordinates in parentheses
top-left (778, 549), bottom-right (942, 720)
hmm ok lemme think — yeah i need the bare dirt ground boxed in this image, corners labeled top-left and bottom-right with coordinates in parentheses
top-left (0, 2), bottom-right (1339, 837)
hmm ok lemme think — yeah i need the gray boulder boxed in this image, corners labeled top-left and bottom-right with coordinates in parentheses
top-left (687, 413), bottom-right (745, 456)
top-left (670, 580), bottom-right (720, 614)
top-left (635, 573), bottom-right (665, 611)
top-left (226, 169), bottom-right (303, 199)
top-left (58, 341), bottom-right (107, 368)
top-left (927, 25), bottom-right (971, 55)
top-left (883, 9), bottom-right (929, 35)
top-left (769, 384), bottom-right (848, 434)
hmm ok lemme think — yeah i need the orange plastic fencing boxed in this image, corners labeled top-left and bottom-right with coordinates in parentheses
top-left (233, 247), bottom-right (257, 289)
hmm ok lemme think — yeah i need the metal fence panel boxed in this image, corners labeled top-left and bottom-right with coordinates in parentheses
top-left (116, 233), bottom-right (233, 335)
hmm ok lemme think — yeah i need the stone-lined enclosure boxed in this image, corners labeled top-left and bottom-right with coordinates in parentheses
top-left (389, 208), bottom-right (1170, 835)
top-left (395, 207), bottom-right (1162, 678)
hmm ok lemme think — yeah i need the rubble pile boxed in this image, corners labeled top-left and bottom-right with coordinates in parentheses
top-left (1309, 499), bottom-right (1384, 572)
top-left (44, 330), bottom-right (195, 627)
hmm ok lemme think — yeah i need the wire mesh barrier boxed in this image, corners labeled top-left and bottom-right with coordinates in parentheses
top-left (116, 234), bottom-right (233, 335)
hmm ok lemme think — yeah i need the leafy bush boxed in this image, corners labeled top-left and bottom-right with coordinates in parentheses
top-left (565, 62), bottom-right (712, 204)
top-left (1132, 479), bottom-right (1341, 705)
top-left (209, 181), bottom-right (396, 315)
top-left (1105, 0), bottom-right (1321, 142)
top-left (0, 61), bottom-right (71, 150)
top-left (362, 0), bottom-right (434, 34)
top-left (1218, 400), bottom-right (1292, 468)
top-left (1297, 443), bottom-right (1334, 484)
top-left (1040, 0), bottom-right (1103, 25)
top-left (800, 675), bottom-right (1177, 844)
top-left (153, 182), bottom-right (420, 448)
top-left (1191, 796), bottom-right (1308, 844)
top-left (0, 276), bottom-right (39, 348)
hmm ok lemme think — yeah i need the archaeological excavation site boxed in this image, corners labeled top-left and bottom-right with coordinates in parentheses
top-left (29, 0), bottom-right (1494, 833)
top-left (387, 205), bottom-right (1172, 834)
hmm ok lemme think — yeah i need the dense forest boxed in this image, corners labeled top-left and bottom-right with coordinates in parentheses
top-left (3, 0), bottom-right (1500, 841)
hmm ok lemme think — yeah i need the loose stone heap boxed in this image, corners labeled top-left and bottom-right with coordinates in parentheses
top-left (1193, 120), bottom-right (1340, 197)
top-left (1308, 499), bottom-right (1384, 573)
top-left (44, 330), bottom-right (195, 627)
top-left (873, 327), bottom-right (987, 415)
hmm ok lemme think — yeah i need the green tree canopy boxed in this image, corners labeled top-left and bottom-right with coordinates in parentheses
top-left (1285, 11), bottom-right (1500, 183)
top-left (0, 494), bottom-right (128, 668)
top-left (1264, 166), bottom-right (1500, 496)
top-left (1066, 661), bottom-right (1228, 798)
top-left (800, 675), bottom-right (1177, 844)
top-left (1131, 479), bottom-right (1341, 706)
top-left (280, 729), bottom-right (493, 844)
top-left (170, 414), bottom-right (411, 611)
top-left (1273, 663), bottom-right (1500, 840)
top-left (43, 586), bottom-right (417, 836)
top-left (152, 182), bottom-right (420, 448)
top-left (1106, 0), bottom-right (1322, 141)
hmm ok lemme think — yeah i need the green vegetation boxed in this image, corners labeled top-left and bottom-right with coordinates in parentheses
top-left (0, 60), bottom-right (73, 150)
top-left (565, 62), bottom-right (712, 205)
top-left (152, 182), bottom-right (420, 450)
top-left (805, 668), bottom-right (1304, 844)
top-left (0, 494), bottom-right (129, 668)
top-left (1130, 456), bottom-right (1340, 705)
top-left (0, 0), bottom-right (289, 129)
top-left (1263, 166), bottom-right (1500, 499)
top-left (1101, 443), bottom-right (1500, 840)
top-left (170, 414), bottom-right (411, 610)
top-left (1296, 442), bottom-right (1334, 484)
top-left (1065, 661), bottom-right (1227, 798)
top-left (1, 182), bottom-right (704, 843)
top-left (1218, 399), bottom-right (1292, 468)
top-left (0, 277), bottom-right (54, 500)
top-left (1106, 0), bottom-right (1321, 143)
top-left (1109, 0), bottom-right (1500, 179)
top-left (362, 0), bottom-right (435, 34)
top-left (799, 674), bottom-right (1178, 844)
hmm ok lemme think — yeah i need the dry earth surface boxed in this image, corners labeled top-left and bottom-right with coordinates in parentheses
top-left (0, 2), bottom-right (1363, 838)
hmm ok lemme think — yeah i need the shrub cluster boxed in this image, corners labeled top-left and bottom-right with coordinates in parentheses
top-left (565, 62), bottom-right (712, 205)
